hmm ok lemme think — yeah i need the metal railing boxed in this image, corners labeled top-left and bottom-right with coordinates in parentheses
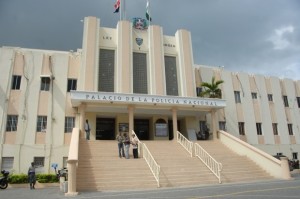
top-left (131, 131), bottom-right (160, 187)
top-left (194, 143), bottom-right (222, 183)
top-left (142, 143), bottom-right (160, 187)
top-left (176, 131), bottom-right (193, 157)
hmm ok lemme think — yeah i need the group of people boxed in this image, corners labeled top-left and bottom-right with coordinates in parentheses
top-left (116, 132), bottom-right (139, 159)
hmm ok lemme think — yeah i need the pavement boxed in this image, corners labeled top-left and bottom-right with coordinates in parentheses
top-left (1, 172), bottom-right (300, 199)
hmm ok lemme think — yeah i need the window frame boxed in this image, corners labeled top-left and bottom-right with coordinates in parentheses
top-left (283, 95), bottom-right (289, 107)
top-left (268, 94), bottom-right (273, 102)
top-left (11, 75), bottom-right (21, 90)
top-left (251, 92), bottom-right (257, 99)
top-left (6, 115), bottom-right (18, 132)
top-left (67, 79), bottom-right (77, 92)
top-left (272, 123), bottom-right (278, 135)
top-left (65, 117), bottom-right (75, 133)
top-left (256, 123), bottom-right (263, 135)
top-left (288, 123), bottom-right (293, 135)
top-left (40, 77), bottom-right (50, 91)
top-left (238, 122), bottom-right (245, 135)
top-left (36, 116), bottom-right (47, 132)
top-left (234, 91), bottom-right (241, 103)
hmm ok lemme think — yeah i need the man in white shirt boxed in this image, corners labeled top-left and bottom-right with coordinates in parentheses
top-left (84, 119), bottom-right (91, 140)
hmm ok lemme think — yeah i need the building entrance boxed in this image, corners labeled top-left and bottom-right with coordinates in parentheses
top-left (134, 119), bottom-right (149, 140)
top-left (96, 118), bottom-right (115, 140)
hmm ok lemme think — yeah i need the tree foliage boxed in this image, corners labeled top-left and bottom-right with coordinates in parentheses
top-left (199, 76), bottom-right (224, 98)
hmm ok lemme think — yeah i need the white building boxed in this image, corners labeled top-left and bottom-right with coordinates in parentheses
top-left (0, 17), bottom-right (299, 174)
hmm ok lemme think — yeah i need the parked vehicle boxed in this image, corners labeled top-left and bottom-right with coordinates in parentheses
top-left (0, 170), bottom-right (9, 189)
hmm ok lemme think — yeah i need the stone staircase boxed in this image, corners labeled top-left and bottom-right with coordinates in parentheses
top-left (143, 140), bottom-right (219, 187)
top-left (195, 140), bottom-right (274, 183)
top-left (76, 140), bottom-right (157, 191)
top-left (76, 139), bottom-right (275, 191)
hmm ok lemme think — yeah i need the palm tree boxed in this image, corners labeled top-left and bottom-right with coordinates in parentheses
top-left (199, 76), bottom-right (224, 98)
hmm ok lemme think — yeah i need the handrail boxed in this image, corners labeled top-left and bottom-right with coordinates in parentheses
top-left (142, 143), bottom-right (160, 187)
top-left (176, 131), bottom-right (193, 157)
top-left (131, 130), bottom-right (160, 187)
top-left (194, 143), bottom-right (222, 183)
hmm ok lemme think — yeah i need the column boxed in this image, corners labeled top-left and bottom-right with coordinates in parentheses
top-left (128, 105), bottom-right (134, 137)
top-left (78, 104), bottom-right (86, 139)
top-left (211, 110), bottom-right (217, 140)
top-left (172, 108), bottom-right (178, 141)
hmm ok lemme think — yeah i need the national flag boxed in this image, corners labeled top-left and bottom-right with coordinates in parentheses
top-left (114, 0), bottom-right (120, 13)
top-left (146, 0), bottom-right (152, 21)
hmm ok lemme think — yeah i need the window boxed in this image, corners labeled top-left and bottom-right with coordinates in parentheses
top-left (36, 116), bottom-right (47, 132)
top-left (133, 52), bottom-right (148, 94)
top-left (256, 123), bottom-right (262, 135)
top-left (67, 79), bottom-right (77, 92)
top-left (288, 124), bottom-right (293, 135)
top-left (272, 123), bottom-right (278, 135)
top-left (251, 92), bottom-right (257, 99)
top-left (98, 49), bottom-right (115, 92)
top-left (165, 56), bottom-right (178, 96)
top-left (234, 91), bottom-right (241, 103)
top-left (11, 75), bottom-right (21, 90)
top-left (268, 94), bottom-right (273, 102)
top-left (34, 157), bottom-right (45, 173)
top-left (40, 77), bottom-right (50, 91)
top-left (283, 96), bottom-right (289, 107)
top-left (196, 87), bottom-right (202, 97)
top-left (292, 152), bottom-right (298, 160)
top-left (6, 115), bottom-right (18, 131)
top-left (238, 122), bottom-right (245, 135)
top-left (65, 117), bottom-right (75, 133)
top-left (219, 121), bottom-right (226, 131)
top-left (1, 157), bottom-right (14, 171)
top-left (297, 97), bottom-right (300, 108)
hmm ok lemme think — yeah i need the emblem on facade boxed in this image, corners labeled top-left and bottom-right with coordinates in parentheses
top-left (136, 38), bottom-right (143, 46)
top-left (132, 17), bottom-right (148, 30)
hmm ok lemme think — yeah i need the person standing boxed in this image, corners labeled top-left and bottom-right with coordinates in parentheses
top-left (85, 119), bottom-right (90, 140)
top-left (131, 133), bottom-right (139, 158)
top-left (116, 132), bottom-right (125, 158)
top-left (28, 162), bottom-right (36, 190)
top-left (123, 133), bottom-right (130, 159)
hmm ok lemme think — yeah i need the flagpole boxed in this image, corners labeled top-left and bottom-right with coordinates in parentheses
top-left (120, 0), bottom-right (123, 21)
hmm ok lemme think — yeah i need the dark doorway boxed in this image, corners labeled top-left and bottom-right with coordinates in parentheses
top-left (96, 118), bottom-right (115, 140)
top-left (168, 120), bottom-right (181, 140)
top-left (134, 119), bottom-right (149, 140)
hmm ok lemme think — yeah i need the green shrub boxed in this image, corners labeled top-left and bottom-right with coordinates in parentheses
top-left (8, 174), bottom-right (28, 184)
top-left (36, 174), bottom-right (59, 183)
top-left (8, 173), bottom-right (59, 184)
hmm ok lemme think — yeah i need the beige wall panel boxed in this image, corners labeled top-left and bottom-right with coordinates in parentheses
top-left (4, 132), bottom-right (16, 144)
top-left (64, 134), bottom-right (72, 145)
top-left (35, 133), bottom-right (45, 144)
top-left (290, 135), bottom-right (296, 144)
top-left (163, 36), bottom-right (177, 55)
top-left (231, 73), bottom-right (240, 91)
top-left (249, 76), bottom-right (256, 91)
top-left (68, 55), bottom-right (80, 78)
top-left (258, 135), bottom-right (265, 144)
top-left (41, 55), bottom-right (51, 75)
top-left (269, 104), bottom-right (277, 122)
top-left (236, 103), bottom-right (244, 121)
top-left (99, 27), bottom-right (117, 48)
top-left (65, 95), bottom-right (76, 115)
top-left (274, 135), bottom-right (281, 144)
top-left (253, 102), bottom-right (261, 122)
top-left (7, 91), bottom-right (20, 114)
top-left (150, 25), bottom-right (165, 95)
top-left (117, 21), bottom-right (131, 93)
top-left (38, 92), bottom-right (49, 115)
top-left (265, 77), bottom-right (272, 93)
top-left (239, 135), bottom-right (247, 142)
top-left (13, 53), bottom-right (24, 75)
top-left (285, 108), bottom-right (291, 123)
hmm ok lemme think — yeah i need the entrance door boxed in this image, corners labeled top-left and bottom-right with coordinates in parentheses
top-left (168, 120), bottom-right (181, 140)
top-left (96, 118), bottom-right (115, 140)
top-left (134, 119), bottom-right (149, 140)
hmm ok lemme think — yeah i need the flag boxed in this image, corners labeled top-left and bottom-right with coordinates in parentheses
top-left (146, 0), bottom-right (152, 21)
top-left (114, 0), bottom-right (120, 13)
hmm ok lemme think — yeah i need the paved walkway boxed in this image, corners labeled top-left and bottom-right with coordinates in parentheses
top-left (1, 172), bottom-right (300, 199)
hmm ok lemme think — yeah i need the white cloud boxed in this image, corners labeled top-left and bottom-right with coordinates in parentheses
top-left (268, 25), bottom-right (294, 50)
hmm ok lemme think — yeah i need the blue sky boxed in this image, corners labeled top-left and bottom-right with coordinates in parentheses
top-left (0, 0), bottom-right (299, 80)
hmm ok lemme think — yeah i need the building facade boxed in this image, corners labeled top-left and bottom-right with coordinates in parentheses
top-left (0, 16), bottom-right (300, 173)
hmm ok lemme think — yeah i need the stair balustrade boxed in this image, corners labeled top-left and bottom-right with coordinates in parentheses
top-left (142, 143), bottom-right (160, 187)
top-left (176, 131), bottom-right (193, 157)
top-left (194, 143), bottom-right (222, 183)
